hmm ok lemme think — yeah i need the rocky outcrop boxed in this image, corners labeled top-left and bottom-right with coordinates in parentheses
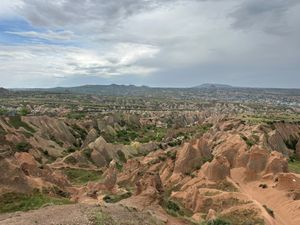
top-left (205, 156), bottom-right (231, 181)
top-left (23, 116), bottom-right (76, 146)
top-left (82, 128), bottom-right (99, 148)
top-left (242, 147), bottom-right (288, 181)
top-left (173, 138), bottom-right (212, 175)
top-left (275, 173), bottom-right (300, 191)
top-left (268, 130), bottom-right (290, 156)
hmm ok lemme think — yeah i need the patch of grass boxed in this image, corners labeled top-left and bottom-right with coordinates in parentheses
top-left (90, 211), bottom-right (114, 225)
top-left (200, 197), bottom-right (249, 214)
top-left (8, 116), bottom-right (35, 133)
top-left (66, 112), bottom-right (86, 120)
top-left (166, 150), bottom-right (176, 160)
top-left (0, 192), bottom-right (72, 214)
top-left (63, 168), bottom-right (102, 185)
top-left (219, 208), bottom-right (265, 225)
top-left (49, 135), bottom-right (64, 147)
top-left (288, 160), bottom-right (300, 174)
top-left (64, 155), bottom-right (77, 165)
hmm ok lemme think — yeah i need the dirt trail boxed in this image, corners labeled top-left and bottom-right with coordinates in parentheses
top-left (231, 168), bottom-right (300, 225)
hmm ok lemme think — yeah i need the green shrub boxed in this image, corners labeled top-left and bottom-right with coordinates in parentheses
top-left (117, 150), bottom-right (127, 163)
top-left (18, 107), bottom-right (30, 116)
top-left (166, 200), bottom-right (180, 213)
top-left (207, 218), bottom-right (231, 225)
top-left (15, 142), bottom-right (31, 152)
top-left (83, 148), bottom-right (92, 159)
top-left (9, 116), bottom-right (35, 133)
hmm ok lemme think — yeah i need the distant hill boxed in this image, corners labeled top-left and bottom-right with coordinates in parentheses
top-left (193, 83), bottom-right (233, 89)
top-left (0, 87), bottom-right (9, 94)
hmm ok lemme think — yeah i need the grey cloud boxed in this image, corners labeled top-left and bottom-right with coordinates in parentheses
top-left (230, 0), bottom-right (300, 35)
top-left (20, 0), bottom-right (183, 29)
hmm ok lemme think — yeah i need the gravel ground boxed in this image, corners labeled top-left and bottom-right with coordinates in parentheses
top-left (0, 204), bottom-right (97, 225)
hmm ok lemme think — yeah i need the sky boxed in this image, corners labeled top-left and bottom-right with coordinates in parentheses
top-left (0, 0), bottom-right (299, 88)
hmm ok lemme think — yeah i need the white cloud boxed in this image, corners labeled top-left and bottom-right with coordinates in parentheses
top-left (0, 42), bottom-right (160, 87)
top-left (6, 30), bottom-right (75, 41)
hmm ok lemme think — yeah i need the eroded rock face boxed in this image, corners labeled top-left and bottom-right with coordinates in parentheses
top-left (0, 157), bottom-right (31, 193)
top-left (135, 172), bottom-right (163, 199)
top-left (205, 156), bottom-right (231, 181)
top-left (275, 173), bottom-right (300, 190)
top-left (268, 130), bottom-right (290, 156)
top-left (265, 151), bottom-right (288, 175)
top-left (296, 140), bottom-right (300, 159)
top-left (23, 116), bottom-right (76, 146)
top-left (214, 134), bottom-right (248, 168)
top-left (82, 128), bottom-right (99, 148)
top-left (246, 147), bottom-right (269, 174)
top-left (174, 138), bottom-right (212, 175)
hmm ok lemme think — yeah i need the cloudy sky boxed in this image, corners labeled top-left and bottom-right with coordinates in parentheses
top-left (0, 0), bottom-right (299, 88)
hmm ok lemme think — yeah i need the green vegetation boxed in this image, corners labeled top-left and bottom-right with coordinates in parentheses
top-left (49, 135), bottom-right (64, 147)
top-left (0, 192), bottom-right (72, 213)
top-left (8, 116), bottom-right (35, 133)
top-left (15, 142), bottom-right (31, 152)
top-left (166, 150), bottom-right (177, 160)
top-left (218, 209), bottom-right (265, 225)
top-left (66, 112), bottom-right (86, 120)
top-left (116, 150), bottom-right (127, 163)
top-left (70, 124), bottom-right (87, 140)
top-left (64, 146), bottom-right (78, 154)
top-left (64, 155), bottom-right (77, 165)
top-left (0, 108), bottom-right (8, 115)
top-left (161, 197), bottom-right (193, 218)
top-left (18, 107), bottom-right (30, 116)
top-left (241, 113), bottom-right (300, 124)
top-left (90, 211), bottom-right (114, 225)
top-left (83, 148), bottom-right (92, 159)
top-left (63, 168), bottom-right (102, 185)
top-left (103, 192), bottom-right (132, 203)
top-left (240, 134), bottom-right (256, 148)
top-left (288, 160), bottom-right (300, 174)
top-left (201, 218), bottom-right (231, 225)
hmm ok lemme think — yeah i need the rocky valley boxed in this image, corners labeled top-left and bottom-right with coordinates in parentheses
top-left (0, 87), bottom-right (300, 225)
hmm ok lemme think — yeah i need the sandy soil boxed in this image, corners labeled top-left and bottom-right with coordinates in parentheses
top-left (231, 168), bottom-right (300, 225)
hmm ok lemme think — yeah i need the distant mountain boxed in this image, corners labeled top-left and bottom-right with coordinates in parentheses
top-left (0, 87), bottom-right (9, 94)
top-left (193, 83), bottom-right (233, 89)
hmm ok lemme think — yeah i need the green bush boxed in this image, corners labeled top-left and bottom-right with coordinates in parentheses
top-left (15, 142), bottom-right (31, 152)
top-left (9, 116), bottom-right (35, 133)
top-left (207, 218), bottom-right (231, 225)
